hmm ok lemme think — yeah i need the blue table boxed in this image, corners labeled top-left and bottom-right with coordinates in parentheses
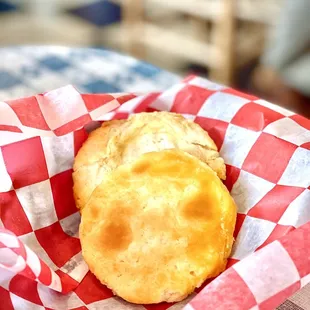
top-left (0, 46), bottom-right (181, 100)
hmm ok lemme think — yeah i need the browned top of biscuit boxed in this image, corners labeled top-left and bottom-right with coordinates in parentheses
top-left (80, 150), bottom-right (236, 304)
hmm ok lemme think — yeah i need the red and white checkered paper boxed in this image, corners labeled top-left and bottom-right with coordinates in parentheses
top-left (0, 76), bottom-right (309, 310)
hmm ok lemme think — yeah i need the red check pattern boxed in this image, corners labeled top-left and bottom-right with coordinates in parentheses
top-left (1, 85), bottom-right (132, 137)
top-left (0, 76), bottom-right (309, 310)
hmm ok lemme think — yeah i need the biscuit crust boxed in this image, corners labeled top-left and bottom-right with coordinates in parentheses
top-left (73, 112), bottom-right (226, 210)
top-left (79, 150), bottom-right (236, 304)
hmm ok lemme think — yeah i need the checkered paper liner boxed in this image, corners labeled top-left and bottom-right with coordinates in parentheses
top-left (0, 76), bottom-right (309, 310)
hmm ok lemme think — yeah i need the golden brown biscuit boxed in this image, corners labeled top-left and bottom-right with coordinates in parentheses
top-left (80, 150), bottom-right (236, 304)
top-left (73, 112), bottom-right (226, 210)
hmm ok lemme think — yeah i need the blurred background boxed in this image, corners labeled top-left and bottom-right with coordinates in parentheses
top-left (0, 0), bottom-right (309, 116)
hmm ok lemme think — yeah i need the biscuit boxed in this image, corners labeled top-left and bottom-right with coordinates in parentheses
top-left (79, 150), bottom-right (236, 304)
top-left (73, 112), bottom-right (226, 210)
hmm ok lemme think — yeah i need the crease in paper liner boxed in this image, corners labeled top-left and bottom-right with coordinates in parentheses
top-left (0, 85), bottom-right (131, 138)
top-left (0, 228), bottom-right (63, 293)
top-left (0, 76), bottom-right (309, 310)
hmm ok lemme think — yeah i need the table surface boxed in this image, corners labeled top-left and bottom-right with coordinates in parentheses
top-left (0, 46), bottom-right (181, 100)
top-left (0, 46), bottom-right (309, 310)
